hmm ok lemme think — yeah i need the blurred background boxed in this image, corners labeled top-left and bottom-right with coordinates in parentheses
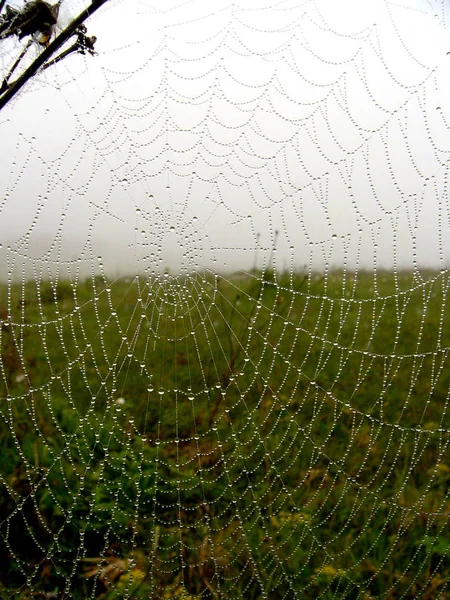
top-left (0, 0), bottom-right (449, 281)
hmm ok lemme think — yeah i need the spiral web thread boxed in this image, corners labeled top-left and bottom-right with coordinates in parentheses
top-left (0, 0), bottom-right (450, 597)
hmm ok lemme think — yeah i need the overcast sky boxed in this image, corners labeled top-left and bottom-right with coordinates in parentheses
top-left (0, 0), bottom-right (449, 280)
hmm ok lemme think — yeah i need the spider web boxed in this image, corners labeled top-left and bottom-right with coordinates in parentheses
top-left (0, 0), bottom-right (450, 597)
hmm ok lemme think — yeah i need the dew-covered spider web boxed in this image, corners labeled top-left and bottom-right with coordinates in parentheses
top-left (1, 0), bottom-right (450, 597)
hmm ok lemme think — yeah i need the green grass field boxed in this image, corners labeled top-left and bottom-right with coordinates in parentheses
top-left (0, 269), bottom-right (449, 598)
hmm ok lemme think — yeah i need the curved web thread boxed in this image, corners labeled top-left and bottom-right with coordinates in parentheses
top-left (0, 0), bottom-right (450, 597)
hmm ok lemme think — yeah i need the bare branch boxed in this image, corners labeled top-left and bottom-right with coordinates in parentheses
top-left (1, 39), bottom-right (32, 93)
top-left (42, 25), bottom-right (96, 70)
top-left (0, 0), bottom-right (109, 111)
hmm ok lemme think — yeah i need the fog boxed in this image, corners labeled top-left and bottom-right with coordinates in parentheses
top-left (0, 0), bottom-right (449, 281)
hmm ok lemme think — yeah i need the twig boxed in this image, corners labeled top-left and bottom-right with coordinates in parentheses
top-left (42, 25), bottom-right (96, 70)
top-left (0, 0), bottom-right (109, 111)
top-left (0, 39), bottom-right (32, 93)
top-left (41, 41), bottom-right (78, 69)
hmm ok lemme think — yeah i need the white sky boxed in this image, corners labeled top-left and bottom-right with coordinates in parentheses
top-left (0, 0), bottom-right (449, 280)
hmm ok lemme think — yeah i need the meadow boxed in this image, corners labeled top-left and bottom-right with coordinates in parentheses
top-left (0, 268), bottom-right (449, 598)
